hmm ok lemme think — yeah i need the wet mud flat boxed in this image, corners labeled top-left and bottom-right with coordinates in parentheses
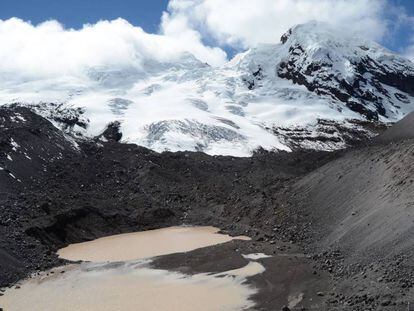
top-left (152, 237), bottom-right (331, 310)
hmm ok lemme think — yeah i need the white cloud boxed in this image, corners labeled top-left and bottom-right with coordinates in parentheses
top-left (0, 0), bottom-right (411, 83)
top-left (160, 12), bottom-right (227, 66)
top-left (163, 0), bottom-right (395, 49)
top-left (0, 17), bottom-right (227, 81)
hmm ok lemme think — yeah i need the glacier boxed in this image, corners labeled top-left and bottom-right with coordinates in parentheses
top-left (1, 21), bottom-right (414, 156)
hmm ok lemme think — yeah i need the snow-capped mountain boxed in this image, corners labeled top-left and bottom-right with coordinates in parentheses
top-left (277, 22), bottom-right (414, 121)
top-left (2, 21), bottom-right (414, 156)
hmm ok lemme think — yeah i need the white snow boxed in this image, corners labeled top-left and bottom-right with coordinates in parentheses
top-left (10, 114), bottom-right (26, 123)
top-left (10, 138), bottom-right (20, 151)
top-left (242, 253), bottom-right (272, 260)
top-left (1, 21), bottom-right (413, 156)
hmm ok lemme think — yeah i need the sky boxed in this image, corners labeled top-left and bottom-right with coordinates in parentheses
top-left (0, 0), bottom-right (169, 33)
top-left (0, 0), bottom-right (414, 69)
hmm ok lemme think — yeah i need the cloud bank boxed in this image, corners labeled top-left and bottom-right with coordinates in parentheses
top-left (0, 0), bottom-right (412, 82)
top-left (0, 17), bottom-right (227, 81)
top-left (162, 0), bottom-right (397, 49)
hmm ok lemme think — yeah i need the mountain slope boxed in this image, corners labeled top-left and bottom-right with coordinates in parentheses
top-left (0, 104), bottom-right (335, 288)
top-left (374, 111), bottom-right (414, 143)
top-left (1, 22), bottom-right (414, 156)
top-left (1, 101), bottom-right (414, 309)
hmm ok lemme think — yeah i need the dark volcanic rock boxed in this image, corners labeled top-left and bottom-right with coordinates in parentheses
top-left (0, 105), bottom-right (336, 288)
top-left (1, 105), bottom-right (414, 310)
top-left (100, 121), bottom-right (123, 142)
top-left (374, 111), bottom-right (414, 144)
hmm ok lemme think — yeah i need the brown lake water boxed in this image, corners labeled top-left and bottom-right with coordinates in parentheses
top-left (57, 226), bottom-right (250, 262)
top-left (0, 226), bottom-right (265, 311)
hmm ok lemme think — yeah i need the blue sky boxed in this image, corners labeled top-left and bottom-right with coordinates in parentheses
top-left (0, 0), bottom-right (169, 33)
top-left (0, 0), bottom-right (413, 56)
top-left (389, 0), bottom-right (414, 51)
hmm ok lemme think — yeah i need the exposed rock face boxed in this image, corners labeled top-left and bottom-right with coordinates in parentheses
top-left (277, 22), bottom-right (414, 121)
top-left (274, 119), bottom-right (387, 151)
top-left (22, 103), bottom-right (88, 133)
top-left (100, 121), bottom-right (123, 142)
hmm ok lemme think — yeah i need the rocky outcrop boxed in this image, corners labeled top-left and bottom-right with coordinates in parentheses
top-left (277, 22), bottom-right (414, 121)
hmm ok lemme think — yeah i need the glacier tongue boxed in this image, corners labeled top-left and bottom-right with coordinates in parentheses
top-left (2, 21), bottom-right (414, 156)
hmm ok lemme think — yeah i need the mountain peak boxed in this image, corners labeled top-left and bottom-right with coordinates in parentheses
top-left (275, 22), bottom-right (414, 121)
top-left (282, 21), bottom-right (353, 42)
top-left (280, 21), bottom-right (379, 50)
top-left (3, 23), bottom-right (414, 156)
